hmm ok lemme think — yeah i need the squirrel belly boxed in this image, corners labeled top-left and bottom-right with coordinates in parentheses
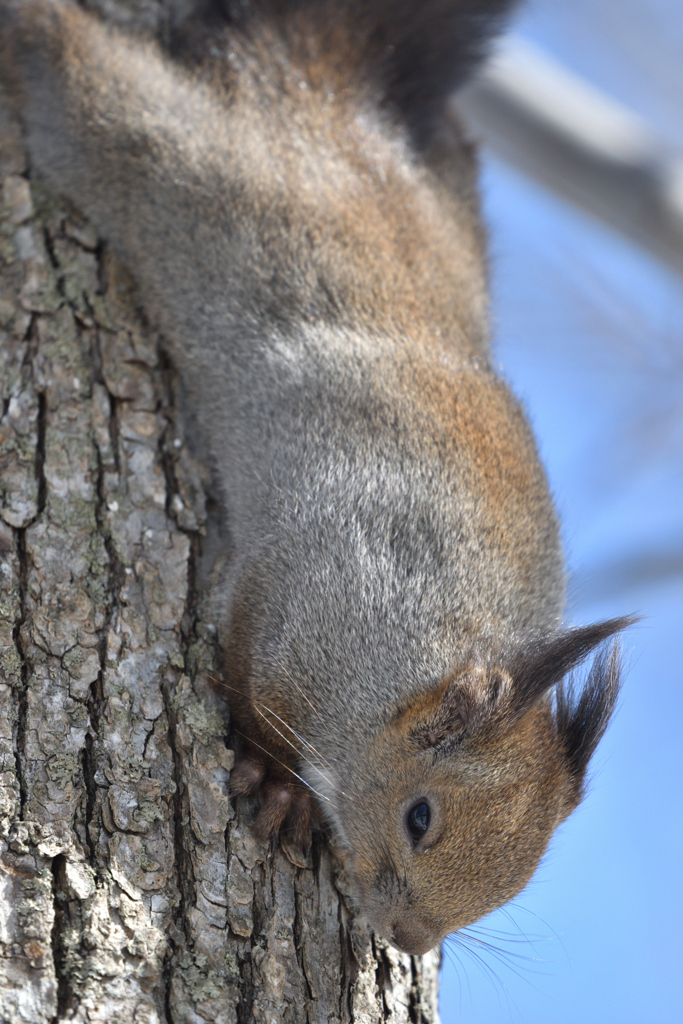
top-left (0, 0), bottom-right (635, 954)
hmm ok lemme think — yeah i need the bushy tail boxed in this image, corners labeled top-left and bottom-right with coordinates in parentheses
top-left (213, 0), bottom-right (518, 137)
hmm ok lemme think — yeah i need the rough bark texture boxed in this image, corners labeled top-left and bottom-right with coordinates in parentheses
top-left (0, 4), bottom-right (442, 1022)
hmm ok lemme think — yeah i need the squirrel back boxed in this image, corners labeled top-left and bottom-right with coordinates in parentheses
top-left (0, 0), bottom-right (634, 955)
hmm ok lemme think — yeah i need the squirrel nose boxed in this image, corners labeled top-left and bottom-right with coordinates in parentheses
top-left (391, 922), bottom-right (434, 956)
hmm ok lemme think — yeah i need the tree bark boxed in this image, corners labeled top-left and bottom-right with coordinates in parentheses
top-left (0, 5), bottom-right (441, 1023)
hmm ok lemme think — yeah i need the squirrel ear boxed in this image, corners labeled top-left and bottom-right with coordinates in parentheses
top-left (502, 615), bottom-right (638, 808)
top-left (408, 664), bottom-right (512, 749)
top-left (554, 641), bottom-right (624, 805)
top-left (406, 615), bottom-right (636, 753)
top-left (504, 615), bottom-right (637, 724)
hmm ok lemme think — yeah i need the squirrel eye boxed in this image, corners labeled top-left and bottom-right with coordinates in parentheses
top-left (407, 801), bottom-right (430, 843)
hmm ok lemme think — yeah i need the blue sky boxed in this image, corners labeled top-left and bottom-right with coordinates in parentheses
top-left (439, 2), bottom-right (683, 1020)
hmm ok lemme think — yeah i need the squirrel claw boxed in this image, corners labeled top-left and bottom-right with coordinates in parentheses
top-left (230, 753), bottom-right (319, 853)
top-left (286, 788), bottom-right (313, 848)
top-left (229, 756), bottom-right (266, 796)
top-left (254, 782), bottom-right (293, 840)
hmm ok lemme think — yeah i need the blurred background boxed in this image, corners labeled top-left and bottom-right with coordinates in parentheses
top-left (439, 1), bottom-right (683, 1021)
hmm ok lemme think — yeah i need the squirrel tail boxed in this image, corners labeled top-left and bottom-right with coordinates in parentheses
top-left (206, 0), bottom-right (519, 138)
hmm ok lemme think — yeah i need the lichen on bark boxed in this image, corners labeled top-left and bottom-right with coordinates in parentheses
top-left (0, 7), bottom-right (442, 1022)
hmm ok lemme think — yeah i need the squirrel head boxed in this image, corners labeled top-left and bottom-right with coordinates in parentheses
top-left (332, 617), bottom-right (633, 955)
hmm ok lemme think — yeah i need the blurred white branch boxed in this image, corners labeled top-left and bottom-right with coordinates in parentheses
top-left (570, 545), bottom-right (683, 605)
top-left (457, 37), bottom-right (683, 277)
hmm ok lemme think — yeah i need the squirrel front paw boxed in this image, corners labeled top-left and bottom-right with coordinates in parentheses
top-left (230, 754), bottom-right (320, 850)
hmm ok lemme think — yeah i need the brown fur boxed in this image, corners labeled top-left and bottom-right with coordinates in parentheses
top-left (0, 0), bottom-right (636, 955)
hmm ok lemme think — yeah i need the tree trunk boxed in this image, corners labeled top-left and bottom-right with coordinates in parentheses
top-left (0, 5), bottom-right (441, 1023)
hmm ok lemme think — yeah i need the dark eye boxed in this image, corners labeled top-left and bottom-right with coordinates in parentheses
top-left (407, 801), bottom-right (430, 843)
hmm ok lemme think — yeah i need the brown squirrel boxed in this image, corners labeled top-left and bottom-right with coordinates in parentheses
top-left (0, 0), bottom-right (634, 956)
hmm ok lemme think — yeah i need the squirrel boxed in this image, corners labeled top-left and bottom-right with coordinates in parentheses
top-left (0, 0), bottom-right (635, 956)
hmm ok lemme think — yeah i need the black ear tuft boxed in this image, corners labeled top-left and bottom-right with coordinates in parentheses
top-left (555, 641), bottom-right (623, 796)
top-left (506, 615), bottom-right (637, 723)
